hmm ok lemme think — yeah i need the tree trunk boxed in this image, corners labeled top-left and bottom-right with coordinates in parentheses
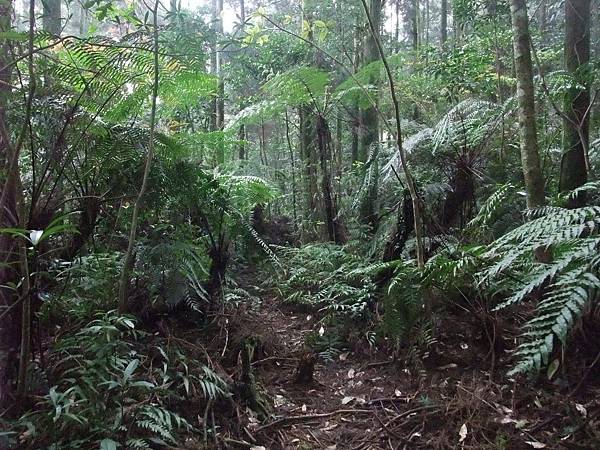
top-left (239, 0), bottom-right (245, 25)
top-left (559, 0), bottom-right (590, 207)
top-left (43, 0), bottom-right (61, 35)
top-left (411, 0), bottom-right (419, 50)
top-left (357, 0), bottom-right (382, 231)
top-left (316, 115), bottom-right (345, 244)
top-left (510, 0), bottom-right (545, 208)
top-left (214, 0), bottom-right (225, 165)
top-left (301, 0), bottom-right (344, 241)
top-left (441, 0), bottom-right (447, 45)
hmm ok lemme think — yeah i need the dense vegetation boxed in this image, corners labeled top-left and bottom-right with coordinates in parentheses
top-left (0, 0), bottom-right (599, 448)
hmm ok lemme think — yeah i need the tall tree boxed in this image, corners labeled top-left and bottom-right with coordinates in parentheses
top-left (357, 0), bottom-right (382, 230)
top-left (559, 0), bottom-right (590, 206)
top-left (440, 0), bottom-right (447, 45)
top-left (237, 0), bottom-right (246, 161)
top-left (214, 0), bottom-right (225, 165)
top-left (510, 0), bottom-right (545, 208)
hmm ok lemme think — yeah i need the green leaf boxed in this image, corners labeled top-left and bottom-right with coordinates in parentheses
top-left (123, 359), bottom-right (139, 381)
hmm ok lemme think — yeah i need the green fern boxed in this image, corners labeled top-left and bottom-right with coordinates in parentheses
top-left (475, 206), bottom-right (600, 375)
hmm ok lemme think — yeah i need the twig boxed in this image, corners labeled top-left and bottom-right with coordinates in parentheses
top-left (384, 405), bottom-right (439, 428)
top-left (255, 409), bottom-right (372, 432)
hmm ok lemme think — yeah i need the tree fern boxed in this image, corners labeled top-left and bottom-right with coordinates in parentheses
top-left (467, 183), bottom-right (516, 229)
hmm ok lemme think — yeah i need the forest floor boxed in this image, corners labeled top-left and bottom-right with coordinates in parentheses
top-left (196, 267), bottom-right (600, 450)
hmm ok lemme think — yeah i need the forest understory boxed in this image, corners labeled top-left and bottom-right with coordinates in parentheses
top-left (74, 259), bottom-right (600, 450)
top-left (1, 0), bottom-right (600, 448)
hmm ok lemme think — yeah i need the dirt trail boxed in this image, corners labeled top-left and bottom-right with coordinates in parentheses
top-left (227, 271), bottom-right (600, 450)
top-left (247, 297), bottom-right (408, 450)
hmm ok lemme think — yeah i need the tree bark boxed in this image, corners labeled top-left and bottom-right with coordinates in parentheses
top-left (301, 0), bottom-right (344, 241)
top-left (559, 0), bottom-right (590, 207)
top-left (510, 0), bottom-right (545, 208)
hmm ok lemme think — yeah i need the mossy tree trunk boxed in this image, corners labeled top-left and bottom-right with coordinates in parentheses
top-left (510, 0), bottom-right (546, 208)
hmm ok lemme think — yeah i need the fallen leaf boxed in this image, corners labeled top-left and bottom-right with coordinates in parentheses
top-left (339, 352), bottom-right (349, 361)
top-left (301, 404), bottom-right (307, 412)
top-left (341, 396), bottom-right (354, 405)
top-left (437, 363), bottom-right (458, 370)
top-left (458, 423), bottom-right (468, 443)
top-left (515, 419), bottom-right (529, 429)
top-left (273, 394), bottom-right (285, 407)
top-left (347, 368), bottom-right (355, 379)
top-left (394, 389), bottom-right (402, 397)
top-left (575, 403), bottom-right (587, 418)
top-left (525, 441), bottom-right (546, 448)
top-left (318, 326), bottom-right (325, 336)
top-left (250, 446), bottom-right (266, 450)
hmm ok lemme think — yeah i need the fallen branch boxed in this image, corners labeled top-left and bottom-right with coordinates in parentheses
top-left (255, 408), bottom-right (372, 432)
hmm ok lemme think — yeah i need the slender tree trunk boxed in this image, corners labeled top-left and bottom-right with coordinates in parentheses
top-left (350, 24), bottom-right (361, 164)
top-left (238, 124), bottom-right (246, 160)
top-left (395, 0), bottom-right (400, 46)
top-left (411, 0), bottom-right (419, 50)
top-left (214, 0), bottom-right (225, 165)
top-left (559, 0), bottom-right (590, 206)
top-left (239, 0), bottom-right (245, 25)
top-left (510, 0), bottom-right (545, 208)
top-left (118, 0), bottom-right (160, 313)
top-left (358, 0), bottom-right (382, 231)
top-left (441, 0), bottom-right (447, 45)
top-left (317, 115), bottom-right (345, 243)
top-left (285, 111), bottom-right (298, 227)
top-left (237, 0), bottom-right (246, 162)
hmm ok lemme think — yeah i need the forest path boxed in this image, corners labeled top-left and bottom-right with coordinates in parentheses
top-left (228, 267), bottom-right (558, 450)
top-left (246, 296), bottom-right (410, 450)
top-left (230, 268), bottom-right (434, 450)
